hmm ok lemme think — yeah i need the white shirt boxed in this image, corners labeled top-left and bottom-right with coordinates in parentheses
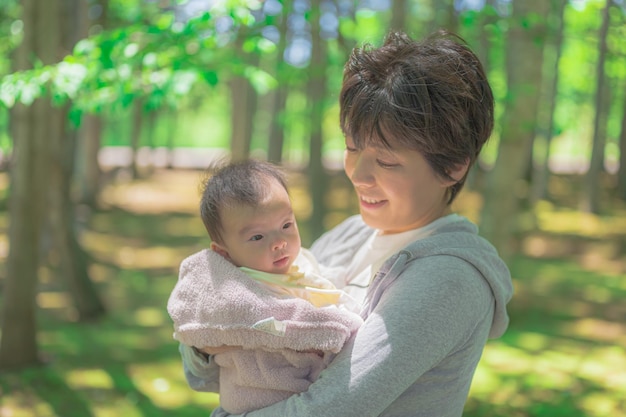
top-left (342, 214), bottom-right (463, 304)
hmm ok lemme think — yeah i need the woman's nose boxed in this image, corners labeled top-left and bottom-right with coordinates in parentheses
top-left (348, 153), bottom-right (375, 186)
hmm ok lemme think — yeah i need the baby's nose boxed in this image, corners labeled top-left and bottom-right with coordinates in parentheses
top-left (273, 239), bottom-right (287, 250)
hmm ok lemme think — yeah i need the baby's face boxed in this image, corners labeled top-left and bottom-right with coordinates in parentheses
top-left (212, 178), bottom-right (301, 275)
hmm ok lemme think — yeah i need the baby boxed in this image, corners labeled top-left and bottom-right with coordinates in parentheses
top-left (167, 159), bottom-right (362, 414)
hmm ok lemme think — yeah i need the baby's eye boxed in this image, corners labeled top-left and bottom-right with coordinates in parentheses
top-left (249, 234), bottom-right (263, 241)
top-left (282, 222), bottom-right (293, 230)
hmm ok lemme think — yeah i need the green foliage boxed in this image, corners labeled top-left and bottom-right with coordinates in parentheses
top-left (0, 0), bottom-right (20, 76)
top-left (339, 8), bottom-right (386, 45)
top-left (0, 1), bottom-right (276, 121)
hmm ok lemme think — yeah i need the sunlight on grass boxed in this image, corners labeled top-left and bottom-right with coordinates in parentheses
top-left (535, 201), bottom-right (626, 238)
top-left (89, 396), bottom-right (147, 417)
top-left (452, 189), bottom-right (483, 224)
top-left (82, 231), bottom-right (193, 270)
top-left (472, 340), bottom-right (626, 417)
top-left (66, 368), bottom-right (114, 389)
top-left (130, 360), bottom-right (220, 409)
top-left (36, 291), bottom-right (71, 309)
top-left (2, 169), bottom-right (625, 417)
top-left (565, 317), bottom-right (626, 346)
top-left (289, 183), bottom-right (313, 220)
top-left (162, 216), bottom-right (206, 237)
top-left (0, 233), bottom-right (6, 260)
top-left (515, 332), bottom-right (549, 351)
top-left (497, 253), bottom-right (626, 417)
top-left (580, 394), bottom-right (620, 417)
top-left (134, 307), bottom-right (169, 327)
top-left (0, 401), bottom-right (55, 417)
top-left (100, 170), bottom-right (201, 215)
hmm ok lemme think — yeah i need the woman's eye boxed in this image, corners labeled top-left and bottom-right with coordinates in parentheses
top-left (376, 159), bottom-right (399, 169)
top-left (345, 146), bottom-right (358, 153)
top-left (250, 234), bottom-right (263, 241)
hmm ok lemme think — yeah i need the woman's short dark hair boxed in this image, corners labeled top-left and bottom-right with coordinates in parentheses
top-left (339, 30), bottom-right (494, 203)
top-left (199, 159), bottom-right (288, 243)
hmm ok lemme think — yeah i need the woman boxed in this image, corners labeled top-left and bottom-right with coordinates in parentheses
top-left (181, 30), bottom-right (513, 417)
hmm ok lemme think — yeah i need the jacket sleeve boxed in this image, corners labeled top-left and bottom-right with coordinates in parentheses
top-left (179, 343), bottom-right (220, 393)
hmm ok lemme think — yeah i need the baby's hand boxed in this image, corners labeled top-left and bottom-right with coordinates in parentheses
top-left (199, 345), bottom-right (241, 355)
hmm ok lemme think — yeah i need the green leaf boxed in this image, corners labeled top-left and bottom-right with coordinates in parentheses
top-left (53, 62), bottom-right (88, 99)
top-left (171, 70), bottom-right (199, 95)
top-left (244, 66), bottom-right (276, 95)
top-left (155, 12), bottom-right (175, 30)
top-left (202, 70), bottom-right (219, 86)
top-left (0, 74), bottom-right (18, 107)
top-left (20, 79), bottom-right (43, 106)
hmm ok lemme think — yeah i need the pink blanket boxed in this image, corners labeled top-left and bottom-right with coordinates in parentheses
top-left (167, 249), bottom-right (363, 413)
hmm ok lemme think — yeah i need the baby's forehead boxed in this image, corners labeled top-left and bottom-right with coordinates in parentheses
top-left (221, 189), bottom-right (293, 230)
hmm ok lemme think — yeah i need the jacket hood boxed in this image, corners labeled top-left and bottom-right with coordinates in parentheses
top-left (401, 218), bottom-right (513, 338)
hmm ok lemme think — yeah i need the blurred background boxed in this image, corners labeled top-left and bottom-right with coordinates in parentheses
top-left (0, 0), bottom-right (625, 416)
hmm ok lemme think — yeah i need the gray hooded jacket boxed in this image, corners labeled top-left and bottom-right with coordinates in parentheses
top-left (190, 215), bottom-right (513, 417)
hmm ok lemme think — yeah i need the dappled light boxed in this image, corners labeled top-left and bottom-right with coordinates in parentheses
top-left (1, 168), bottom-right (624, 416)
top-left (1, 0), bottom-right (625, 414)
top-left (99, 170), bottom-right (203, 215)
top-left (0, 166), bottom-right (625, 416)
top-left (36, 291), bottom-right (72, 310)
top-left (134, 307), bottom-right (169, 328)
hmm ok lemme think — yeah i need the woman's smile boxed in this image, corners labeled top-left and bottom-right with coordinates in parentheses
top-left (359, 195), bottom-right (387, 208)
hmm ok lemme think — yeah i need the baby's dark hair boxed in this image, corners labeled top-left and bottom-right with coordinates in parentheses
top-left (200, 159), bottom-right (288, 243)
top-left (340, 30), bottom-right (494, 204)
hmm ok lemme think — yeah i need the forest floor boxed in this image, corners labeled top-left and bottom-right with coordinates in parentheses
top-left (0, 168), bottom-right (625, 417)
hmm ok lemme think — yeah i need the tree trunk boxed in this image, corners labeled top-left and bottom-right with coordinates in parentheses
top-left (531, 0), bottom-right (567, 204)
top-left (0, 0), bottom-right (60, 370)
top-left (166, 109), bottom-right (178, 169)
top-left (306, 1), bottom-right (329, 243)
top-left (229, 30), bottom-right (258, 162)
top-left (477, 0), bottom-right (497, 76)
top-left (617, 87), bottom-right (626, 200)
top-left (74, 0), bottom-right (108, 206)
top-left (229, 77), bottom-right (256, 162)
top-left (467, 0), bottom-right (497, 191)
top-left (389, 0), bottom-right (408, 32)
top-left (45, 0), bottom-right (107, 321)
top-left (430, 0), bottom-right (457, 34)
top-left (48, 111), bottom-right (107, 320)
top-left (143, 109), bottom-right (158, 173)
top-left (581, 0), bottom-right (612, 214)
top-left (480, 0), bottom-right (549, 260)
top-left (130, 97), bottom-right (143, 178)
top-left (76, 114), bottom-right (103, 206)
top-left (267, 2), bottom-right (291, 164)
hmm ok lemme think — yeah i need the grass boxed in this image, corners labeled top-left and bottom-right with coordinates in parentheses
top-left (0, 169), bottom-right (625, 417)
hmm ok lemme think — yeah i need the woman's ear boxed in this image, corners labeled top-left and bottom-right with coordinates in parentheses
top-left (210, 241), bottom-right (231, 261)
top-left (446, 158), bottom-right (470, 184)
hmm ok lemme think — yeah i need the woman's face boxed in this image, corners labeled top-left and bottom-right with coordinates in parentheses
top-left (344, 136), bottom-right (458, 234)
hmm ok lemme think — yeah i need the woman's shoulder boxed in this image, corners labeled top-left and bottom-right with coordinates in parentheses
top-left (311, 215), bottom-right (371, 249)
top-left (329, 214), bottom-right (369, 233)
top-left (309, 215), bottom-right (373, 266)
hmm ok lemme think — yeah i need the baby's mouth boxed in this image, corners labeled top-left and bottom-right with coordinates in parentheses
top-left (273, 256), bottom-right (290, 268)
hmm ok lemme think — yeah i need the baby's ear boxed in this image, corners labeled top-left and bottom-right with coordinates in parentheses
top-left (210, 241), bottom-right (231, 261)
